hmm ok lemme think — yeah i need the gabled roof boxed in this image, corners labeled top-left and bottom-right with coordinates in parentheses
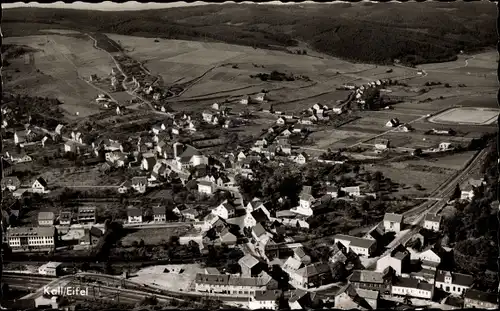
top-left (349, 270), bottom-right (385, 284)
top-left (238, 254), bottom-right (260, 268)
top-left (38, 211), bottom-right (55, 220)
top-left (296, 263), bottom-right (331, 278)
top-left (383, 212), bottom-right (403, 223)
top-left (435, 270), bottom-right (474, 287)
top-left (424, 213), bottom-right (442, 223)
top-left (251, 208), bottom-right (268, 223)
top-left (153, 206), bottom-right (166, 215)
top-left (34, 177), bottom-right (48, 188)
top-left (127, 206), bottom-right (142, 217)
top-left (253, 223), bottom-right (268, 238)
top-left (299, 193), bottom-right (315, 202)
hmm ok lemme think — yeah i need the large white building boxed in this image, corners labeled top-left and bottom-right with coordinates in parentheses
top-left (248, 290), bottom-right (281, 310)
top-left (423, 213), bottom-right (442, 232)
top-left (391, 277), bottom-right (434, 300)
top-left (194, 273), bottom-right (277, 297)
top-left (434, 270), bottom-right (474, 296)
top-left (334, 235), bottom-right (377, 257)
top-left (7, 226), bottom-right (57, 252)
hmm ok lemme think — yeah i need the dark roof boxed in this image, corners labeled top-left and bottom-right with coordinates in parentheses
top-left (127, 207), bottom-right (142, 217)
top-left (464, 289), bottom-right (498, 305)
top-left (35, 177), bottom-right (48, 188)
top-left (349, 270), bottom-right (385, 284)
top-left (383, 213), bottom-right (403, 223)
top-left (251, 208), bottom-right (269, 223)
top-left (424, 213), bottom-right (442, 223)
top-left (195, 273), bottom-right (230, 285)
top-left (179, 144), bottom-right (201, 158)
top-left (254, 290), bottom-right (282, 301)
top-left (90, 226), bottom-right (103, 237)
top-left (153, 206), bottom-right (166, 215)
top-left (436, 270), bottom-right (474, 287)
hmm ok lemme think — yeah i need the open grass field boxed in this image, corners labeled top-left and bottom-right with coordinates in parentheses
top-left (309, 129), bottom-right (374, 149)
top-left (121, 227), bottom-right (193, 247)
top-left (364, 163), bottom-right (453, 196)
top-left (405, 151), bottom-right (477, 171)
top-left (429, 107), bottom-right (499, 125)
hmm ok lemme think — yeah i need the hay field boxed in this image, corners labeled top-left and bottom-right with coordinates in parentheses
top-left (365, 163), bottom-right (452, 194)
top-left (405, 151), bottom-right (477, 171)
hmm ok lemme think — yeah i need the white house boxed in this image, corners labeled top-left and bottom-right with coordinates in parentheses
top-left (249, 290), bottom-right (281, 310)
top-left (340, 186), bottom-right (361, 197)
top-left (292, 193), bottom-right (315, 217)
top-left (127, 207), bottom-right (143, 224)
top-left (131, 176), bottom-right (148, 193)
top-left (32, 177), bottom-right (49, 193)
top-left (198, 180), bottom-right (216, 195)
top-left (434, 270), bottom-right (474, 296)
top-left (383, 213), bottom-right (403, 233)
top-left (326, 186), bottom-right (339, 198)
top-left (211, 201), bottom-right (235, 220)
top-left (423, 213), bottom-right (441, 232)
top-left (391, 278), bottom-right (434, 300)
top-left (7, 226), bottom-right (56, 252)
top-left (294, 153), bottom-right (308, 165)
top-left (418, 248), bottom-right (441, 271)
top-left (385, 118), bottom-right (400, 128)
top-left (334, 235), bottom-right (377, 257)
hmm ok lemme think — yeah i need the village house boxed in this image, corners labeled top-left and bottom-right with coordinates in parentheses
top-left (198, 180), bottom-right (216, 196)
top-left (383, 213), bottom-right (404, 233)
top-left (334, 235), bottom-right (377, 257)
top-left (181, 208), bottom-right (200, 221)
top-left (127, 206), bottom-right (143, 224)
top-left (326, 185), bottom-right (339, 198)
top-left (460, 178), bottom-right (485, 201)
top-left (293, 247), bottom-right (312, 266)
top-left (131, 176), bottom-right (148, 193)
top-left (7, 226), bottom-right (57, 253)
top-left (292, 193), bottom-right (315, 217)
top-left (59, 210), bottom-right (72, 226)
top-left (211, 200), bottom-right (236, 220)
top-left (78, 206), bottom-right (96, 225)
top-left (385, 118), bottom-right (400, 128)
top-left (464, 289), bottom-right (499, 309)
top-left (141, 153), bottom-right (156, 171)
top-left (239, 254), bottom-right (264, 277)
top-left (252, 223), bottom-right (273, 245)
top-left (1, 176), bottom-right (21, 191)
top-left (153, 206), bottom-right (166, 222)
top-left (38, 211), bottom-right (55, 226)
top-left (289, 262), bottom-right (340, 289)
top-left (248, 290), bottom-right (282, 310)
top-left (6, 150), bottom-right (33, 164)
top-left (2, 158), bottom-right (13, 177)
top-left (434, 270), bottom-right (474, 296)
top-left (32, 177), bottom-right (49, 193)
top-left (348, 269), bottom-right (394, 294)
top-left (391, 277), bottom-right (434, 300)
top-left (376, 245), bottom-right (410, 276)
top-left (340, 186), bottom-right (361, 197)
top-left (294, 152), bottom-right (308, 165)
top-left (335, 284), bottom-right (379, 310)
top-left (218, 227), bottom-right (237, 246)
top-left (423, 213), bottom-right (442, 232)
top-left (418, 247), bottom-right (442, 271)
top-left (374, 138), bottom-right (390, 150)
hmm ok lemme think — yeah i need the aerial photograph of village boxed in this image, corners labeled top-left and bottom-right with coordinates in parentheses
top-left (0, 1), bottom-right (498, 310)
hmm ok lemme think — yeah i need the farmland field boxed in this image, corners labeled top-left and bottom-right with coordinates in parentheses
top-left (4, 33), bottom-right (116, 118)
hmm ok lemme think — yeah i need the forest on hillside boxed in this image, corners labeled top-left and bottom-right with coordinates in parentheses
top-left (2, 2), bottom-right (496, 66)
